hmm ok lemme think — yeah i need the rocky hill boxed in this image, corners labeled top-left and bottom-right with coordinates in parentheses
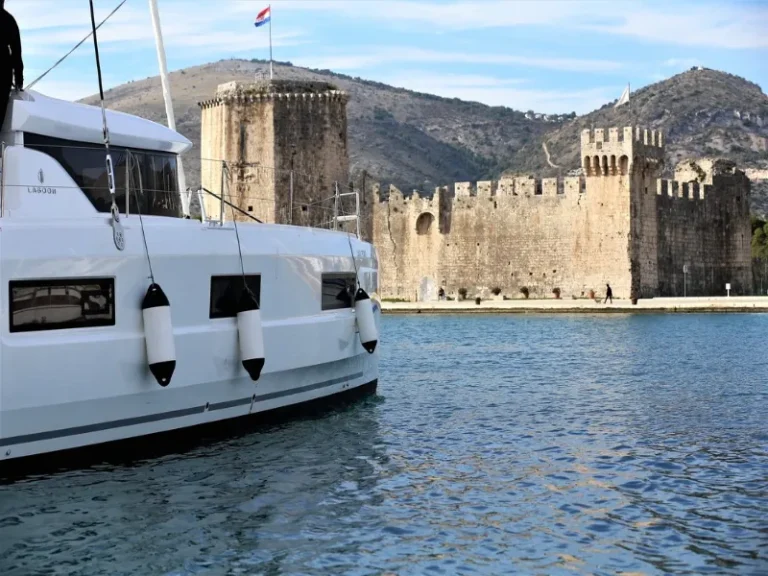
top-left (81, 61), bottom-right (768, 212)
top-left (81, 58), bottom-right (556, 195)
top-left (505, 68), bottom-right (768, 176)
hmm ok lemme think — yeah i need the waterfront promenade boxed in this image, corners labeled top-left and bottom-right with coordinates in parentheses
top-left (380, 296), bottom-right (768, 314)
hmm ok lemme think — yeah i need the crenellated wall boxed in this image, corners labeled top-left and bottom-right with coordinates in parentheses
top-left (651, 168), bottom-right (752, 296)
top-left (373, 172), bottom-right (631, 301)
top-left (373, 126), bottom-right (752, 301)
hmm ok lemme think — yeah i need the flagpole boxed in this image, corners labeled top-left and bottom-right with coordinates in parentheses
top-left (269, 4), bottom-right (273, 80)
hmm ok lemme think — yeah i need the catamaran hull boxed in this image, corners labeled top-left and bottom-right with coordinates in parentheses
top-left (0, 356), bottom-right (378, 465)
top-left (0, 216), bottom-right (381, 471)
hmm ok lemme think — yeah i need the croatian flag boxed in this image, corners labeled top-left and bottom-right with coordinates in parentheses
top-left (254, 6), bottom-right (271, 27)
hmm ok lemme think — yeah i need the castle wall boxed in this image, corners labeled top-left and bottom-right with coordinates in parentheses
top-left (235, 99), bottom-right (277, 223)
top-left (373, 173), bottom-right (634, 301)
top-left (630, 160), bottom-right (664, 299)
top-left (653, 174), bottom-right (752, 295)
top-left (200, 87), bottom-right (276, 223)
top-left (199, 101), bottom-right (227, 220)
top-left (198, 81), bottom-right (348, 227)
top-left (272, 90), bottom-right (349, 228)
top-left (373, 126), bottom-right (753, 301)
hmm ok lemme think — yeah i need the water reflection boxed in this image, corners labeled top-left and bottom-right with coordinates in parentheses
top-left (2, 400), bottom-right (391, 575)
top-left (1, 314), bottom-right (767, 575)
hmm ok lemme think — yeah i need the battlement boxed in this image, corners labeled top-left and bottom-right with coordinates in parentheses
top-left (375, 177), bottom-right (586, 203)
top-left (372, 117), bottom-right (751, 302)
top-left (656, 179), bottom-right (711, 200)
top-left (198, 80), bottom-right (349, 108)
top-left (581, 126), bottom-right (664, 147)
top-left (455, 177), bottom-right (585, 197)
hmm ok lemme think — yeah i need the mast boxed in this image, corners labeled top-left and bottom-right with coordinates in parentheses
top-left (148, 0), bottom-right (189, 215)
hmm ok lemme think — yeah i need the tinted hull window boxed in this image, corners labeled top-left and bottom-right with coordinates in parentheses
top-left (210, 275), bottom-right (262, 319)
top-left (10, 278), bottom-right (115, 333)
top-left (322, 273), bottom-right (356, 310)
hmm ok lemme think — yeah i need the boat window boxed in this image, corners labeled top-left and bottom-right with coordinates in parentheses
top-left (23, 133), bottom-right (182, 218)
top-left (9, 278), bottom-right (115, 333)
top-left (210, 275), bottom-right (262, 319)
top-left (321, 273), bottom-right (357, 310)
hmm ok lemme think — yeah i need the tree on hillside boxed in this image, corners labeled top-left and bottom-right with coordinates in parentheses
top-left (751, 216), bottom-right (768, 259)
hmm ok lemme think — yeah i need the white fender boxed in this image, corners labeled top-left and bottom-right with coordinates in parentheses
top-left (141, 283), bottom-right (176, 387)
top-left (237, 288), bottom-right (265, 381)
top-left (354, 288), bottom-right (378, 354)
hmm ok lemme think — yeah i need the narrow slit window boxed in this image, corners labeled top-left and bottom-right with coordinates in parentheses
top-left (10, 278), bottom-right (115, 333)
top-left (321, 273), bottom-right (357, 310)
top-left (210, 275), bottom-right (261, 319)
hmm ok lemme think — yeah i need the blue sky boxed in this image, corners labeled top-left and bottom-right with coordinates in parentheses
top-left (10, 0), bottom-right (768, 114)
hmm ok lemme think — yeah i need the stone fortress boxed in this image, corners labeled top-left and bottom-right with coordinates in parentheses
top-left (372, 128), bottom-right (752, 301)
top-left (199, 79), bottom-right (349, 228)
top-left (197, 80), bottom-right (752, 301)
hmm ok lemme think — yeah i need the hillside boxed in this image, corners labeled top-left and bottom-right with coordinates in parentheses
top-left (81, 58), bottom-right (558, 194)
top-left (81, 61), bottom-right (768, 212)
top-left (505, 68), bottom-right (768, 177)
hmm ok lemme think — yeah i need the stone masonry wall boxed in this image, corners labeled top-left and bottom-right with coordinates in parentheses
top-left (199, 100), bottom-right (227, 220)
top-left (373, 173), bottom-right (633, 301)
top-left (271, 87), bottom-right (349, 228)
top-left (653, 172), bottom-right (752, 296)
top-left (373, 126), bottom-right (753, 301)
top-left (199, 80), bottom-right (349, 227)
top-left (200, 82), bottom-right (276, 223)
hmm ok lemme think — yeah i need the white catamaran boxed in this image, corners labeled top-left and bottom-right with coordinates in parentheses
top-left (0, 0), bottom-right (380, 470)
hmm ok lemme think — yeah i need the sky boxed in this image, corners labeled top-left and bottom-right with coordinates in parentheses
top-left (9, 0), bottom-right (768, 115)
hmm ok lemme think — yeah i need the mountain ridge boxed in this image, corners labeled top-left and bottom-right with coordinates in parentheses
top-left (79, 59), bottom-right (768, 212)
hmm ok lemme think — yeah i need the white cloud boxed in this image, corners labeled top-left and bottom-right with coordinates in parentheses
top-left (399, 74), bottom-right (527, 88)
top-left (15, 0), bottom-right (304, 63)
top-left (582, 4), bottom-right (768, 49)
top-left (298, 47), bottom-right (621, 74)
top-left (270, 0), bottom-right (588, 29)
top-left (9, 0), bottom-right (766, 108)
top-left (11, 0), bottom-right (768, 62)
top-left (276, 0), bottom-right (768, 49)
top-left (378, 72), bottom-right (616, 114)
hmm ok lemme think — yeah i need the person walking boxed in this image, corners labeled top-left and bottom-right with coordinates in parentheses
top-left (1, 0), bottom-right (24, 128)
top-left (604, 283), bottom-right (613, 304)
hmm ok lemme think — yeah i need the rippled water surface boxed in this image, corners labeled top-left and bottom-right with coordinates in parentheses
top-left (2, 314), bottom-right (768, 575)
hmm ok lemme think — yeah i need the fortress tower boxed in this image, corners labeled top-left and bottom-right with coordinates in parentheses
top-left (580, 126), bottom-right (664, 178)
top-left (371, 126), bottom-right (751, 301)
top-left (581, 127), bottom-right (666, 299)
top-left (198, 80), bottom-right (349, 226)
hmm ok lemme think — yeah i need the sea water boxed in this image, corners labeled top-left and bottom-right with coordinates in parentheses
top-left (1, 313), bottom-right (767, 575)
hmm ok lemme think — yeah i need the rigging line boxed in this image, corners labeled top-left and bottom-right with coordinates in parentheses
top-left (129, 152), bottom-right (155, 283)
top-left (89, 0), bottom-right (108, 143)
top-left (200, 187), bottom-right (263, 223)
top-left (222, 164), bottom-right (260, 307)
top-left (87, 0), bottom-right (120, 216)
top-left (25, 0), bottom-right (129, 91)
top-left (198, 157), bottom-right (344, 183)
top-left (346, 231), bottom-right (359, 289)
